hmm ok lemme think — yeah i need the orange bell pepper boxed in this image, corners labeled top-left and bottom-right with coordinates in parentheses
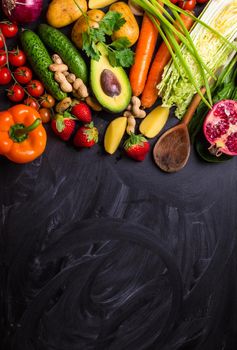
top-left (0, 104), bottom-right (47, 163)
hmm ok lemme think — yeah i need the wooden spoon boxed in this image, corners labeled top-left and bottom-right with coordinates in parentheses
top-left (153, 89), bottom-right (205, 173)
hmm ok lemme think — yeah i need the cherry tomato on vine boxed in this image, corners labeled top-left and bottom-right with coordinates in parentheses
top-left (196, 0), bottom-right (209, 3)
top-left (27, 80), bottom-right (44, 97)
top-left (0, 50), bottom-right (7, 67)
top-left (170, 0), bottom-right (178, 3)
top-left (7, 84), bottom-right (25, 102)
top-left (0, 22), bottom-right (18, 38)
top-left (8, 49), bottom-right (26, 67)
top-left (24, 97), bottom-right (40, 110)
top-left (14, 66), bottom-right (33, 85)
top-left (0, 34), bottom-right (5, 49)
top-left (39, 108), bottom-right (51, 123)
top-left (40, 93), bottom-right (55, 108)
top-left (0, 67), bottom-right (11, 85)
top-left (177, 0), bottom-right (196, 10)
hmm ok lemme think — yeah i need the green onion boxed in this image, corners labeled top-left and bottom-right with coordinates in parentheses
top-left (148, 13), bottom-right (182, 76)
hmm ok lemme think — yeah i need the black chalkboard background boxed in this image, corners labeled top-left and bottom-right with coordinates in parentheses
top-left (1, 1), bottom-right (237, 349)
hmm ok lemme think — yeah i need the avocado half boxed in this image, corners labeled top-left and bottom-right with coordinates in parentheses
top-left (90, 43), bottom-right (132, 113)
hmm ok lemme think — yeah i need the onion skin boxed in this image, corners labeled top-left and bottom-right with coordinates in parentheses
top-left (2, 0), bottom-right (43, 24)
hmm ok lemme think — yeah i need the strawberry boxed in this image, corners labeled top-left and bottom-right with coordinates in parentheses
top-left (124, 133), bottom-right (150, 161)
top-left (73, 122), bottom-right (98, 148)
top-left (51, 113), bottom-right (76, 141)
top-left (71, 102), bottom-right (92, 123)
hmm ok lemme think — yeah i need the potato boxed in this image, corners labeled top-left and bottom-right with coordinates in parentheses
top-left (139, 106), bottom-right (170, 138)
top-left (109, 2), bottom-right (139, 47)
top-left (71, 9), bottom-right (105, 49)
top-left (46, 0), bottom-right (87, 28)
top-left (89, 0), bottom-right (117, 9)
top-left (104, 117), bottom-right (127, 154)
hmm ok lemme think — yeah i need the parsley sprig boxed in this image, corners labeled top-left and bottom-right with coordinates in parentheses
top-left (82, 11), bottom-right (134, 68)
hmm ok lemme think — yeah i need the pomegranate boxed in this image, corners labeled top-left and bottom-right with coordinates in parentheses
top-left (203, 100), bottom-right (237, 156)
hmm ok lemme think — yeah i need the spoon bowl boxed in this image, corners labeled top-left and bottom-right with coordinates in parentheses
top-left (153, 91), bottom-right (205, 173)
top-left (153, 123), bottom-right (190, 173)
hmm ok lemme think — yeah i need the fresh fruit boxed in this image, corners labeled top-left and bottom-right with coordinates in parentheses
top-left (24, 97), bottom-right (40, 110)
top-left (0, 34), bottom-right (4, 49)
top-left (7, 84), bottom-right (25, 102)
top-left (195, 133), bottom-right (232, 163)
top-left (27, 80), bottom-right (44, 97)
top-left (46, 0), bottom-right (87, 28)
top-left (0, 67), bottom-right (11, 85)
top-left (139, 106), bottom-right (170, 138)
top-left (196, 0), bottom-right (209, 3)
top-left (71, 102), bottom-right (92, 123)
top-left (39, 108), bottom-right (51, 123)
top-left (177, 0), bottom-right (196, 11)
top-left (0, 22), bottom-right (18, 38)
top-left (104, 116), bottom-right (127, 154)
top-left (90, 43), bottom-right (131, 113)
top-left (124, 133), bottom-right (150, 161)
top-left (51, 114), bottom-right (76, 141)
top-left (14, 66), bottom-right (33, 84)
top-left (38, 24), bottom-right (88, 83)
top-left (73, 122), bottom-right (98, 148)
top-left (40, 93), bottom-right (55, 108)
top-left (0, 50), bottom-right (7, 67)
top-left (8, 48), bottom-right (26, 66)
top-left (203, 100), bottom-right (237, 156)
top-left (20, 30), bottom-right (67, 100)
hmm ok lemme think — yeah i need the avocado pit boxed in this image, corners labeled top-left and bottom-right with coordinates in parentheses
top-left (90, 42), bottom-right (131, 113)
top-left (100, 69), bottom-right (121, 97)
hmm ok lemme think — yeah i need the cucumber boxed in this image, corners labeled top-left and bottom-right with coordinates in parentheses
top-left (20, 30), bottom-right (67, 101)
top-left (38, 24), bottom-right (88, 84)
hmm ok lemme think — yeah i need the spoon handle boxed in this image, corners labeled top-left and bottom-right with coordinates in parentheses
top-left (182, 87), bottom-right (206, 126)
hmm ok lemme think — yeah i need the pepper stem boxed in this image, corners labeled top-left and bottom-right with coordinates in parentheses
top-left (9, 119), bottom-right (42, 143)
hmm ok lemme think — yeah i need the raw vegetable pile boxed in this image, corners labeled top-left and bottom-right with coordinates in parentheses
top-left (157, 0), bottom-right (237, 118)
top-left (0, 0), bottom-right (236, 171)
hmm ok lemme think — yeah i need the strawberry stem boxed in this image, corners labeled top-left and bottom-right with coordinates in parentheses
top-left (124, 133), bottom-right (148, 149)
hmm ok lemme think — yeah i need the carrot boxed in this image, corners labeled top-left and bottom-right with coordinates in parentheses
top-left (129, 13), bottom-right (160, 97)
top-left (141, 13), bottom-right (194, 109)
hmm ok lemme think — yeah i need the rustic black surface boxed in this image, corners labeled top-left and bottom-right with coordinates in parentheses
top-left (1, 1), bottom-right (237, 349)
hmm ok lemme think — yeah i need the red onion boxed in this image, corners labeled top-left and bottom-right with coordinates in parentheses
top-left (2, 0), bottom-right (43, 24)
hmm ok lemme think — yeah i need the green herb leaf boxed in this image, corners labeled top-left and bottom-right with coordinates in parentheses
top-left (100, 11), bottom-right (125, 35)
top-left (90, 27), bottom-right (106, 43)
top-left (108, 51), bottom-right (118, 67)
top-left (111, 48), bottom-right (134, 68)
top-left (82, 32), bottom-right (100, 61)
top-left (81, 10), bottom-right (132, 67)
top-left (109, 37), bottom-right (131, 50)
